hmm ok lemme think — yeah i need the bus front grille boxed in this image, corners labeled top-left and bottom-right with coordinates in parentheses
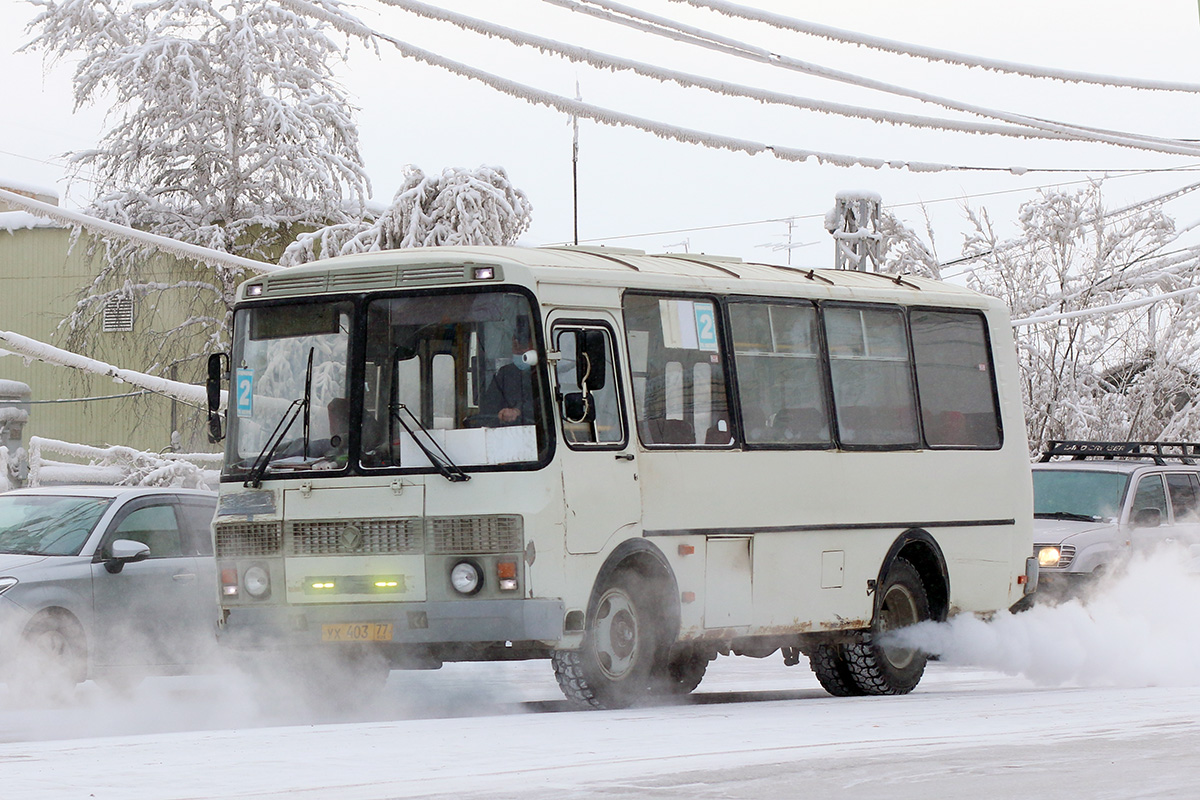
top-left (428, 515), bottom-right (523, 554)
top-left (291, 517), bottom-right (424, 555)
top-left (215, 521), bottom-right (283, 557)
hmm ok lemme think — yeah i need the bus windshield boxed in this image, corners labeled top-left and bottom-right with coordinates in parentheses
top-left (226, 300), bottom-right (352, 477)
top-left (360, 290), bottom-right (549, 470)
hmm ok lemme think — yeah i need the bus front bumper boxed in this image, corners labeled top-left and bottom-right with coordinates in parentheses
top-left (218, 598), bottom-right (565, 649)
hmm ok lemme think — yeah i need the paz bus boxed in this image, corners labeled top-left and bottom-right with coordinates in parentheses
top-left (207, 245), bottom-right (1036, 708)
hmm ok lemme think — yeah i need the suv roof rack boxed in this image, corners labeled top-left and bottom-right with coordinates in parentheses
top-left (1039, 440), bottom-right (1200, 466)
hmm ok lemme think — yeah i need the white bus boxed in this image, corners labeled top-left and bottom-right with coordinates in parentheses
top-left (208, 245), bottom-right (1036, 708)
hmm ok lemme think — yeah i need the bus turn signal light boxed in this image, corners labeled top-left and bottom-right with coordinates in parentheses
top-left (498, 561), bottom-right (518, 591)
top-left (221, 568), bottom-right (239, 597)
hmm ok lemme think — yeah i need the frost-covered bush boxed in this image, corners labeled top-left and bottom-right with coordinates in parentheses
top-left (281, 165), bottom-right (533, 265)
top-left (26, 437), bottom-right (219, 490)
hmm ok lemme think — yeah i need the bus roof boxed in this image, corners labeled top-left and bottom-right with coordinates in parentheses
top-left (239, 245), bottom-right (995, 310)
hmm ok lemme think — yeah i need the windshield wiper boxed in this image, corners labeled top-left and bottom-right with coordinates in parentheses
top-left (388, 402), bottom-right (470, 483)
top-left (245, 348), bottom-right (315, 488)
top-left (1035, 511), bottom-right (1100, 522)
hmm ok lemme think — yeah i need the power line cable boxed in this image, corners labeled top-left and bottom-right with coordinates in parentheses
top-left (669, 0), bottom-right (1200, 93)
top-left (377, 0), bottom-right (1100, 146)
top-left (560, 167), bottom-right (1200, 246)
top-left (286, 0), bottom-right (1200, 177)
top-left (543, 0), bottom-right (1200, 157)
top-left (0, 390), bottom-right (153, 404)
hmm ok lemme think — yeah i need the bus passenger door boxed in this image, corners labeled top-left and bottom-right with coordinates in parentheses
top-left (550, 317), bottom-right (641, 554)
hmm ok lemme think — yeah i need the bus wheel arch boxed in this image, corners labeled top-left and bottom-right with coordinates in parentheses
top-left (552, 539), bottom-right (680, 709)
top-left (879, 529), bottom-right (949, 623)
top-left (834, 531), bottom-right (947, 696)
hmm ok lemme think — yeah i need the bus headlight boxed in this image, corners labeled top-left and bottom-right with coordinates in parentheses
top-left (243, 565), bottom-right (271, 599)
top-left (1037, 547), bottom-right (1062, 568)
top-left (450, 561), bottom-right (483, 595)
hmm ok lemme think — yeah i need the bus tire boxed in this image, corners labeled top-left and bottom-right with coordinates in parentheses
top-left (656, 646), bottom-right (708, 696)
top-left (810, 644), bottom-right (866, 697)
top-left (552, 568), bottom-right (665, 709)
top-left (843, 558), bottom-right (929, 695)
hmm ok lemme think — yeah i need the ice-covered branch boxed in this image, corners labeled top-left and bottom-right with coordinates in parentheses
top-left (0, 188), bottom-right (278, 274)
top-left (0, 330), bottom-right (224, 409)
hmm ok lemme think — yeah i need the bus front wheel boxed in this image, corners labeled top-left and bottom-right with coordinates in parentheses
top-left (552, 568), bottom-right (666, 709)
top-left (842, 557), bottom-right (930, 695)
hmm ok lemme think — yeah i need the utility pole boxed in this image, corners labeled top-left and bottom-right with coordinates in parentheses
top-left (572, 80), bottom-right (580, 246)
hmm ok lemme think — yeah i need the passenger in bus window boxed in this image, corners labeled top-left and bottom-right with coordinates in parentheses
top-left (480, 335), bottom-right (536, 425)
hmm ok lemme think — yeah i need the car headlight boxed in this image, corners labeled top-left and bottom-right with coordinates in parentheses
top-left (0, 576), bottom-right (16, 595)
top-left (450, 561), bottom-right (483, 595)
top-left (1037, 546), bottom-right (1062, 568)
top-left (243, 565), bottom-right (271, 599)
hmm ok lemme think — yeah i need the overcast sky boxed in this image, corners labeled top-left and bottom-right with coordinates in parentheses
top-left (3, 0), bottom-right (1199, 268)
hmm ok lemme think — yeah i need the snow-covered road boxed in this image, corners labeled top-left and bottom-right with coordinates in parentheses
top-left (4, 656), bottom-right (1199, 799)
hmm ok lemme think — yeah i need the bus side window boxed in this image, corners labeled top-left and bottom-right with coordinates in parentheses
top-left (910, 309), bottom-right (1002, 449)
top-left (622, 294), bottom-right (732, 448)
top-left (728, 300), bottom-right (830, 447)
top-left (554, 326), bottom-right (625, 447)
top-left (824, 304), bottom-right (919, 448)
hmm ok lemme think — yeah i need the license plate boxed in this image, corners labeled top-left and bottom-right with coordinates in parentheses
top-left (321, 622), bottom-right (394, 642)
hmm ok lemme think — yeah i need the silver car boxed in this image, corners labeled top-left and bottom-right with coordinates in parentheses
top-left (1031, 441), bottom-right (1200, 601)
top-left (0, 486), bottom-right (218, 698)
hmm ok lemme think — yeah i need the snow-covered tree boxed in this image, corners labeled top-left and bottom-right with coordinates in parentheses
top-left (23, 0), bottom-right (372, 382)
top-left (281, 165), bottom-right (533, 265)
top-left (880, 208), bottom-right (941, 279)
top-left (960, 185), bottom-right (1199, 452)
top-left (876, 184), bottom-right (1200, 452)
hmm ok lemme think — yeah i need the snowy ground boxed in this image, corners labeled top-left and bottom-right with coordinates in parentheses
top-left (6, 550), bottom-right (1200, 799)
top-left (3, 656), bottom-right (1200, 799)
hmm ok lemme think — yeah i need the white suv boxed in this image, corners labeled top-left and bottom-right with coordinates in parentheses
top-left (1031, 441), bottom-right (1200, 600)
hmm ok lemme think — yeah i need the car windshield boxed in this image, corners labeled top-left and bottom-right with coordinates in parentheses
top-left (1033, 470), bottom-right (1130, 521)
top-left (0, 495), bottom-right (114, 556)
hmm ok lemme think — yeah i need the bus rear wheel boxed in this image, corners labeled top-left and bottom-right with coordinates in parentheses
top-left (810, 643), bottom-right (866, 697)
top-left (843, 558), bottom-right (930, 695)
top-left (552, 569), bottom-right (665, 709)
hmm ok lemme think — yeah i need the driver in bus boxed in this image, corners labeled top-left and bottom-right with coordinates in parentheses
top-left (480, 333), bottom-right (536, 426)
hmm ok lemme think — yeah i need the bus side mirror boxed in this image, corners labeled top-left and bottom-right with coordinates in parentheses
top-left (207, 352), bottom-right (228, 443)
top-left (576, 330), bottom-right (607, 391)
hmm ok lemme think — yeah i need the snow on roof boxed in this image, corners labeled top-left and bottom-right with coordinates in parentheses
top-left (0, 210), bottom-right (65, 233)
top-left (0, 179), bottom-right (59, 202)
